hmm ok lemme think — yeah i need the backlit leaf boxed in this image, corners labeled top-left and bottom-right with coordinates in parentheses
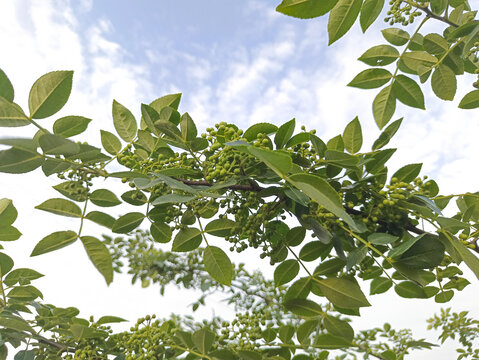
top-left (360, 0), bottom-right (384, 32)
top-left (100, 130), bottom-right (122, 155)
top-left (276, 0), bottom-right (338, 19)
top-left (328, 0), bottom-right (362, 44)
top-left (29, 70), bottom-right (73, 119)
top-left (35, 198), bottom-right (82, 218)
top-left (431, 64), bottom-right (456, 100)
top-left (372, 85), bottom-right (396, 129)
top-left (111, 213), bottom-right (144, 233)
top-left (31, 231), bottom-right (78, 256)
top-left (89, 189), bottom-right (122, 207)
top-left (274, 259), bottom-right (300, 286)
top-left (112, 100), bottom-right (137, 142)
top-left (81, 236), bottom-right (113, 284)
top-left (358, 45), bottom-right (399, 66)
top-left (459, 89), bottom-right (479, 109)
top-left (315, 277), bottom-right (371, 308)
top-left (392, 75), bottom-right (425, 109)
top-left (53, 116), bottom-right (91, 138)
top-left (203, 246), bottom-right (233, 286)
top-left (172, 227), bottom-right (202, 252)
top-left (343, 117), bottom-right (362, 154)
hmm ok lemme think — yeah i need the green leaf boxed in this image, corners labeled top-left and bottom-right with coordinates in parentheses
top-left (284, 298), bottom-right (323, 317)
top-left (423, 33), bottom-right (448, 57)
top-left (315, 258), bottom-right (346, 275)
top-left (89, 189), bottom-right (121, 207)
top-left (396, 236), bottom-right (445, 269)
top-left (111, 213), bottom-right (144, 234)
top-left (28, 70), bottom-right (73, 119)
top-left (300, 241), bottom-right (331, 261)
top-left (368, 233), bottom-right (398, 245)
top-left (85, 211), bottom-right (115, 229)
top-left (370, 277), bottom-right (393, 294)
top-left (389, 234), bottom-right (425, 258)
top-left (150, 93), bottom-right (181, 112)
top-left (328, 0), bottom-right (362, 44)
top-left (243, 123), bottom-right (278, 141)
top-left (360, 0), bottom-right (384, 32)
top-left (0, 316), bottom-right (34, 333)
top-left (372, 118), bottom-right (402, 150)
top-left (0, 226), bottom-right (22, 241)
top-left (287, 227), bottom-right (306, 246)
top-left (392, 75), bottom-right (425, 109)
top-left (275, 118), bottom-right (296, 149)
top-left (112, 100), bottom-right (137, 142)
top-left (431, 64), bottom-right (456, 101)
top-left (441, 233), bottom-right (479, 280)
top-left (151, 193), bottom-right (196, 205)
top-left (35, 198), bottom-right (82, 218)
top-left (276, 0), bottom-right (338, 19)
top-left (394, 281), bottom-right (427, 298)
top-left (0, 199), bottom-right (18, 226)
top-left (284, 277), bottom-right (312, 301)
top-left (41, 158), bottom-right (70, 176)
top-left (382, 28), bottom-right (410, 46)
top-left (346, 246), bottom-right (368, 270)
top-left (358, 45), bottom-right (399, 66)
top-left (274, 259), bottom-right (300, 286)
top-left (0, 99), bottom-right (30, 127)
top-left (0, 253), bottom-right (13, 276)
top-left (323, 316), bottom-right (354, 342)
top-left (159, 106), bottom-right (181, 125)
top-left (0, 148), bottom-right (43, 173)
top-left (205, 218), bottom-right (236, 237)
top-left (316, 334), bottom-right (352, 348)
top-left (31, 230), bottom-right (78, 256)
top-left (4, 268), bottom-right (44, 287)
top-left (372, 85), bottom-right (396, 129)
top-left (203, 246), bottom-right (233, 286)
top-left (39, 133), bottom-right (80, 155)
top-left (180, 112), bottom-right (197, 141)
top-left (150, 222), bottom-right (172, 243)
top-left (193, 328), bottom-right (215, 354)
top-left (435, 290), bottom-right (454, 303)
top-left (402, 51), bottom-right (437, 72)
top-left (459, 89), bottom-right (479, 109)
top-left (97, 316), bottom-right (127, 325)
top-left (392, 163), bottom-right (422, 182)
top-left (148, 174), bottom-right (198, 194)
top-left (14, 350), bottom-right (35, 360)
top-left (348, 68), bottom-right (392, 89)
top-left (430, 0), bottom-right (447, 14)
top-left (172, 227), bottom-right (202, 252)
top-left (315, 277), bottom-right (371, 308)
top-left (80, 236), bottom-right (113, 285)
top-left (247, 147), bottom-right (293, 177)
top-left (0, 69), bottom-right (14, 102)
top-left (53, 116), bottom-right (91, 138)
top-left (288, 173), bottom-right (362, 232)
top-left (343, 117), bottom-right (362, 154)
top-left (140, 103), bottom-right (160, 136)
top-left (100, 130), bottom-right (122, 155)
top-left (154, 120), bottom-right (183, 141)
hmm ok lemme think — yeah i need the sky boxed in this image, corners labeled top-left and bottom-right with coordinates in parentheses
top-left (0, 0), bottom-right (478, 359)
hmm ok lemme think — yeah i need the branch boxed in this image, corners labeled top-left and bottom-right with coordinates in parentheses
top-left (419, 6), bottom-right (458, 27)
top-left (177, 178), bottom-right (263, 191)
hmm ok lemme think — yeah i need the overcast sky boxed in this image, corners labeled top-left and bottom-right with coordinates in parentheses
top-left (0, 1), bottom-right (478, 359)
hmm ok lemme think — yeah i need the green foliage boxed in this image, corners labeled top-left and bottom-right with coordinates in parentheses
top-left (0, 1), bottom-right (478, 358)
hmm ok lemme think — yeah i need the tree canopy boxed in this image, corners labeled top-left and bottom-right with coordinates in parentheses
top-left (0, 0), bottom-right (479, 359)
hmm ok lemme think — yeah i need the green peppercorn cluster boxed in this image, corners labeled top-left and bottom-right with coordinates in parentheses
top-left (384, 0), bottom-right (422, 25)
